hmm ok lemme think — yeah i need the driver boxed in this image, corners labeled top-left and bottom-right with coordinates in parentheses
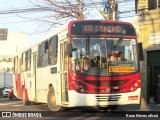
top-left (109, 50), bottom-right (121, 61)
top-left (90, 50), bottom-right (100, 67)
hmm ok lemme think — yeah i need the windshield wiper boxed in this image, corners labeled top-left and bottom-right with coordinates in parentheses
top-left (111, 37), bottom-right (123, 51)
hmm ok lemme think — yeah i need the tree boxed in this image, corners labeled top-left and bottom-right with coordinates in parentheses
top-left (28, 0), bottom-right (88, 25)
top-left (10, 0), bottom-right (103, 33)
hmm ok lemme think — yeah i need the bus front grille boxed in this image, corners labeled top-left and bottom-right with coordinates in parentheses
top-left (95, 95), bottom-right (121, 102)
top-left (85, 80), bottom-right (128, 87)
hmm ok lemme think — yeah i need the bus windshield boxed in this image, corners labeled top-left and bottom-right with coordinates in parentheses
top-left (70, 37), bottom-right (138, 76)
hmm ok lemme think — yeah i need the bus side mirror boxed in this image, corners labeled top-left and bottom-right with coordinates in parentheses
top-left (138, 42), bottom-right (144, 61)
top-left (66, 43), bottom-right (72, 57)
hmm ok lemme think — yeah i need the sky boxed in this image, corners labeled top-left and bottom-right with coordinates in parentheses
top-left (0, 0), bottom-right (137, 45)
top-left (0, 0), bottom-right (53, 44)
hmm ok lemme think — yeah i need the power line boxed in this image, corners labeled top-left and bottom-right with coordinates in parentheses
top-left (0, 7), bottom-right (48, 15)
top-left (119, 15), bottom-right (138, 18)
top-left (0, 1), bottom-right (138, 23)
top-left (0, 1), bottom-right (135, 15)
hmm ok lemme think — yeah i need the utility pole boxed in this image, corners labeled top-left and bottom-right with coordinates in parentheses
top-left (104, 0), bottom-right (118, 20)
top-left (90, 0), bottom-right (108, 19)
top-left (109, 0), bottom-right (116, 20)
top-left (112, 0), bottom-right (116, 20)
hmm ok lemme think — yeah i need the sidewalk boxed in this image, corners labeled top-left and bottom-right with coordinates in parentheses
top-left (140, 104), bottom-right (160, 111)
top-left (140, 96), bottom-right (160, 111)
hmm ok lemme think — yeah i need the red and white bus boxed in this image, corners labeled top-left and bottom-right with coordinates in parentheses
top-left (13, 20), bottom-right (143, 111)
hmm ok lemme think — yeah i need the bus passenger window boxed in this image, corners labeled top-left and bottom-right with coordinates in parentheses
top-left (48, 35), bottom-right (58, 65)
top-left (38, 40), bottom-right (48, 67)
top-left (21, 53), bottom-right (25, 72)
top-left (64, 42), bottom-right (67, 70)
top-left (44, 41), bottom-right (48, 66)
top-left (14, 57), bottom-right (18, 73)
top-left (25, 49), bottom-right (31, 71)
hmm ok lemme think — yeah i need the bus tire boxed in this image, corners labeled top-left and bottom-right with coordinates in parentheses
top-left (22, 88), bottom-right (30, 106)
top-left (47, 86), bottom-right (65, 111)
top-left (9, 97), bottom-right (12, 100)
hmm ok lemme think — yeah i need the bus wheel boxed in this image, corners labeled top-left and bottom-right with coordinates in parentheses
top-left (22, 88), bottom-right (30, 105)
top-left (47, 86), bottom-right (65, 111)
top-left (9, 97), bottom-right (12, 100)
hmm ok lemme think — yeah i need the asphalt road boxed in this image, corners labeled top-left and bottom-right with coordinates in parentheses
top-left (0, 97), bottom-right (49, 111)
top-left (0, 97), bottom-right (160, 120)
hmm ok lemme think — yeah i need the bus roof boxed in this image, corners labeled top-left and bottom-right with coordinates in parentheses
top-left (68, 20), bottom-right (133, 25)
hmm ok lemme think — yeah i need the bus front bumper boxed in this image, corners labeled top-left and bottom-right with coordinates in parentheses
top-left (67, 88), bottom-right (141, 107)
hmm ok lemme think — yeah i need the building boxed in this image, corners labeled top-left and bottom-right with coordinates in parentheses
top-left (137, 0), bottom-right (160, 104)
top-left (0, 30), bottom-right (29, 88)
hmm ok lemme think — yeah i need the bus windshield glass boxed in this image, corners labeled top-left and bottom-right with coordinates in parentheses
top-left (70, 37), bottom-right (138, 76)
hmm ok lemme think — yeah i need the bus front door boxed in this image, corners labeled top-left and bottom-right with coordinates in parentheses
top-left (59, 41), bottom-right (68, 104)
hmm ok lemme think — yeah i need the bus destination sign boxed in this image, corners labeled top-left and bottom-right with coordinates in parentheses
top-left (82, 25), bottom-right (125, 34)
top-left (70, 22), bottom-right (136, 35)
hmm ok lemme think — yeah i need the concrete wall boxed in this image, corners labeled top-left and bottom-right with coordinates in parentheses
top-left (0, 32), bottom-right (29, 56)
top-left (138, 0), bottom-right (160, 102)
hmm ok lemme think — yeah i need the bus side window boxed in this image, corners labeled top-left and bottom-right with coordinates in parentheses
top-left (14, 57), bottom-right (18, 73)
top-left (25, 51), bottom-right (28, 71)
top-left (25, 49), bottom-right (31, 71)
top-left (21, 52), bottom-right (25, 72)
top-left (38, 41), bottom-right (48, 67)
top-left (18, 59), bottom-right (21, 73)
top-left (45, 41), bottom-right (48, 66)
top-left (48, 35), bottom-right (58, 65)
top-left (64, 42), bottom-right (67, 70)
top-left (38, 40), bottom-right (48, 67)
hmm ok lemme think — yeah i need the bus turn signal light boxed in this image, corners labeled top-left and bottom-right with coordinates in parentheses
top-left (129, 79), bottom-right (141, 92)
